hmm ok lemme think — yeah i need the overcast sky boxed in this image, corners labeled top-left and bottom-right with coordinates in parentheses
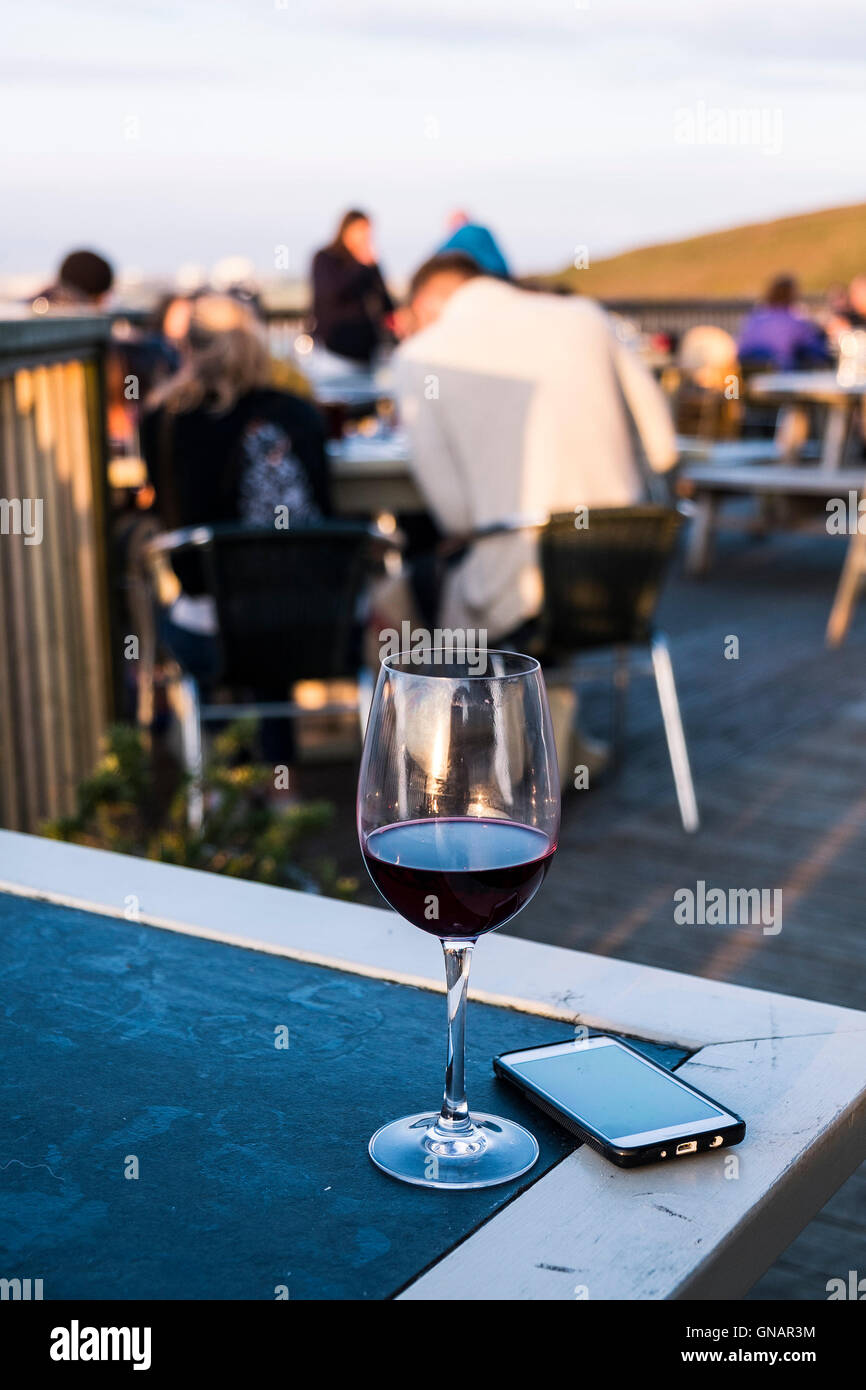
top-left (3, 0), bottom-right (865, 282)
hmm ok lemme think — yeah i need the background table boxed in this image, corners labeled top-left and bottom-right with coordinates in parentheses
top-left (328, 432), bottom-right (421, 514)
top-left (748, 371), bottom-right (866, 471)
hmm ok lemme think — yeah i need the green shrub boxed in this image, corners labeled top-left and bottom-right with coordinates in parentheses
top-left (43, 720), bottom-right (357, 900)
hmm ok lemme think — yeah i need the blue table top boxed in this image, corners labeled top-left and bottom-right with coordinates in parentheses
top-left (0, 890), bottom-right (687, 1299)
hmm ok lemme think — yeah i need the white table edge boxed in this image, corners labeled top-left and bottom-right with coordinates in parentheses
top-left (1, 831), bottom-right (862, 1046)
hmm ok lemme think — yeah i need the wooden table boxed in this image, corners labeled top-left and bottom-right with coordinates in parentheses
top-left (2, 830), bottom-right (864, 1301)
top-left (748, 371), bottom-right (866, 471)
top-left (677, 463), bottom-right (866, 575)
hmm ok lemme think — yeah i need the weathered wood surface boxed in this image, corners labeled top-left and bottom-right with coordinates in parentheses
top-left (402, 1031), bottom-right (865, 1301)
top-left (1, 828), bottom-right (864, 1301)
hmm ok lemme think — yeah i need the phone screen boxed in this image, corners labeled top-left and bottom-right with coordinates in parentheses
top-left (510, 1043), bottom-right (723, 1139)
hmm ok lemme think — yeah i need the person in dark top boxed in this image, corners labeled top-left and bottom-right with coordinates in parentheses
top-left (141, 294), bottom-right (332, 762)
top-left (142, 294), bottom-right (330, 545)
top-left (311, 210), bottom-right (394, 364)
top-left (34, 247), bottom-right (115, 308)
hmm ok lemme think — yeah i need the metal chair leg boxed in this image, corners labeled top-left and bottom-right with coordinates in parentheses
top-left (610, 645), bottom-right (630, 768)
top-left (685, 493), bottom-right (718, 576)
top-left (650, 633), bottom-right (700, 833)
top-left (178, 676), bottom-right (204, 831)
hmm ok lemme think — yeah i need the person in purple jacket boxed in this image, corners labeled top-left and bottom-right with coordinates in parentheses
top-left (737, 274), bottom-right (831, 370)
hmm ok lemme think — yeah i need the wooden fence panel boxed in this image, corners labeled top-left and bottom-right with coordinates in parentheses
top-left (0, 320), bottom-right (113, 831)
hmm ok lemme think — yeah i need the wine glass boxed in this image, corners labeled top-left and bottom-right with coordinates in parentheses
top-left (357, 649), bottom-right (560, 1188)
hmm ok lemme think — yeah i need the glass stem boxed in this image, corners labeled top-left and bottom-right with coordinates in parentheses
top-left (437, 941), bottom-right (474, 1134)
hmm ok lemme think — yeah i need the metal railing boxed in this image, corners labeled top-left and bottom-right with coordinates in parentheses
top-left (104, 293), bottom-right (796, 359)
top-left (260, 296), bottom-right (826, 356)
top-left (601, 298), bottom-right (756, 337)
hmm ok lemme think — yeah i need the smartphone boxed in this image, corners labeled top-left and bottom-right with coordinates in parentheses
top-left (494, 1035), bottom-right (746, 1168)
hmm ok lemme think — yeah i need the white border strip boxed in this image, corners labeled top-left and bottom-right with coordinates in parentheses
top-left (1, 831), bottom-right (863, 1050)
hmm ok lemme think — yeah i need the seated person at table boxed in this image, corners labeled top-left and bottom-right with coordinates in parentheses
top-left (389, 253), bottom-right (677, 645)
top-left (826, 274), bottom-right (866, 339)
top-left (141, 295), bottom-right (331, 759)
top-left (737, 275), bottom-right (830, 371)
top-left (311, 210), bottom-right (394, 366)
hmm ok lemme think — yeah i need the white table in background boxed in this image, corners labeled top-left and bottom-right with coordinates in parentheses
top-left (748, 371), bottom-right (866, 471)
top-left (328, 431), bottom-right (420, 513)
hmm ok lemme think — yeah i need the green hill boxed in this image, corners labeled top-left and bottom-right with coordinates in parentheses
top-left (547, 201), bottom-right (866, 299)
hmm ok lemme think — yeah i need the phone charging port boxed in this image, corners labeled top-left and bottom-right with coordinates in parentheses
top-left (676, 1141), bottom-right (697, 1155)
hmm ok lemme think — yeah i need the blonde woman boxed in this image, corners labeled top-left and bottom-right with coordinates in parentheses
top-left (141, 294), bottom-right (332, 758)
top-left (143, 294), bottom-right (329, 529)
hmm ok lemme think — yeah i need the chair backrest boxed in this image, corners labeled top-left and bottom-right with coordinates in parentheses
top-left (166, 522), bottom-right (377, 687)
top-left (539, 506), bottom-right (683, 655)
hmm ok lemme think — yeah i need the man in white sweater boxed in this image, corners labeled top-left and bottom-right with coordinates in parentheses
top-left (392, 254), bottom-right (678, 642)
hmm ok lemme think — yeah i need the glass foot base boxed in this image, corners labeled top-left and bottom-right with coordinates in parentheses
top-left (368, 1111), bottom-right (539, 1189)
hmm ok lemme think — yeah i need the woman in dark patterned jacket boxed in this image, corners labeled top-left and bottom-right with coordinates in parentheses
top-left (141, 294), bottom-right (333, 761)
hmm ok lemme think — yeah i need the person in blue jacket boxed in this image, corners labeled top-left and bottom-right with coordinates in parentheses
top-left (437, 210), bottom-right (510, 279)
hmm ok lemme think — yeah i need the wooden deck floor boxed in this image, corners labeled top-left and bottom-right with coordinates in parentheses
top-left (303, 524), bottom-right (866, 1300)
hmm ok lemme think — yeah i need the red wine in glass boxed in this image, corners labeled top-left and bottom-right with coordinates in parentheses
top-left (357, 649), bottom-right (560, 1189)
top-left (363, 817), bottom-right (556, 939)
